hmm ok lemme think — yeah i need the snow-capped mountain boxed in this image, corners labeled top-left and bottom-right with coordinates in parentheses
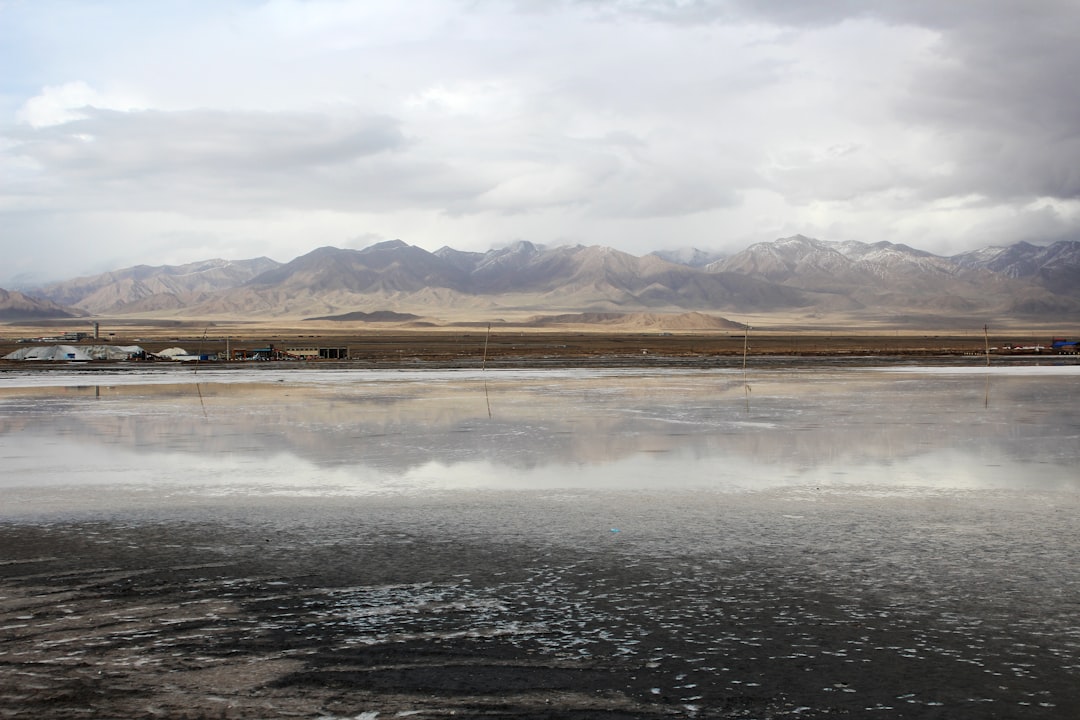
top-left (19, 236), bottom-right (1080, 320)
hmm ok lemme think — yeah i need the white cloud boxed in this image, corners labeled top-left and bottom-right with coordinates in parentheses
top-left (16, 81), bottom-right (142, 128)
top-left (2, 0), bottom-right (1080, 285)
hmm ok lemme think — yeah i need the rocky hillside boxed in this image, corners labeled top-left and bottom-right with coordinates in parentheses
top-left (19, 237), bottom-right (1080, 322)
top-left (172, 240), bottom-right (817, 318)
top-left (950, 240), bottom-right (1080, 296)
top-left (36, 258), bottom-right (281, 315)
top-left (0, 288), bottom-right (83, 321)
top-left (710, 235), bottom-right (1078, 316)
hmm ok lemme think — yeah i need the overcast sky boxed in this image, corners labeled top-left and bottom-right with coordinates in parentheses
top-left (3, 0), bottom-right (1079, 285)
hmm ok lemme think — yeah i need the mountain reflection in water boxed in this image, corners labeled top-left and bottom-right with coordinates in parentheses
top-left (0, 366), bottom-right (1077, 496)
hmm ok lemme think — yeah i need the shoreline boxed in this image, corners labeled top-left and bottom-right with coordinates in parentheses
top-left (4, 330), bottom-right (1078, 369)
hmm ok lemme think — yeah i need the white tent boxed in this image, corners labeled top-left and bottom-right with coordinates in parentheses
top-left (3, 344), bottom-right (145, 361)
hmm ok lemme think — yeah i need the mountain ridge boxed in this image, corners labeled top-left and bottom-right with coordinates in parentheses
top-left (0, 288), bottom-right (86, 321)
top-left (9, 236), bottom-right (1080, 323)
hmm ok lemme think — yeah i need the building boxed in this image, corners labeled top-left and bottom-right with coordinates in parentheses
top-left (284, 346), bottom-right (349, 360)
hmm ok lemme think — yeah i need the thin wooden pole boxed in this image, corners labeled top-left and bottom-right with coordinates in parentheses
top-left (743, 323), bottom-right (751, 412)
top-left (742, 323), bottom-right (750, 372)
top-left (194, 326), bottom-right (208, 375)
top-left (984, 324), bottom-right (990, 366)
top-left (481, 324), bottom-right (494, 417)
top-left (482, 323), bottom-right (491, 371)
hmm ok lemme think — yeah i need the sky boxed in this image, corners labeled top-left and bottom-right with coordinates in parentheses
top-left (3, 0), bottom-right (1080, 285)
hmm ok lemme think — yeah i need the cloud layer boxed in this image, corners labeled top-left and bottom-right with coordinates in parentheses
top-left (3, 0), bottom-right (1080, 283)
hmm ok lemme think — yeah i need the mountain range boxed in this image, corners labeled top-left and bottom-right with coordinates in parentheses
top-left (3, 236), bottom-right (1078, 324)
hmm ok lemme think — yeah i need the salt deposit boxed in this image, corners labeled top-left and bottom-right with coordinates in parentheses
top-left (3, 344), bottom-right (144, 361)
top-left (1, 364), bottom-right (1078, 717)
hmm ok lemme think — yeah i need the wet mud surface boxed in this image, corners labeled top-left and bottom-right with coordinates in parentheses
top-left (2, 493), bottom-right (1078, 719)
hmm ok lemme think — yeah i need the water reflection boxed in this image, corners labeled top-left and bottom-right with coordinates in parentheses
top-left (1, 368), bottom-right (1077, 496)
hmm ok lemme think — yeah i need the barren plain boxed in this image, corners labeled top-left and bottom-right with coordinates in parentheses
top-left (3, 312), bottom-right (1077, 367)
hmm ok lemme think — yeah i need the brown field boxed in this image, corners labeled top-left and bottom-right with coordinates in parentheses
top-left (3, 315), bottom-right (1076, 366)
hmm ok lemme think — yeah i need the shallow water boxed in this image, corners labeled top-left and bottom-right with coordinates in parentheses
top-left (1, 365), bottom-right (1078, 499)
top-left (2, 364), bottom-right (1079, 718)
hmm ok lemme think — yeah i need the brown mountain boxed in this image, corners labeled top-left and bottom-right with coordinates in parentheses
top-left (21, 236), bottom-right (1080, 323)
top-left (36, 257), bottom-right (281, 315)
top-left (711, 235), bottom-right (1080, 318)
top-left (458, 243), bottom-right (813, 310)
top-left (174, 241), bottom-right (816, 319)
top-left (523, 312), bottom-right (745, 330)
top-left (0, 288), bottom-right (84, 321)
top-left (951, 240), bottom-right (1080, 297)
top-left (192, 242), bottom-right (483, 317)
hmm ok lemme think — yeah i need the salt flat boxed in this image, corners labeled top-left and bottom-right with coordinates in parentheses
top-left (1, 365), bottom-right (1078, 718)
